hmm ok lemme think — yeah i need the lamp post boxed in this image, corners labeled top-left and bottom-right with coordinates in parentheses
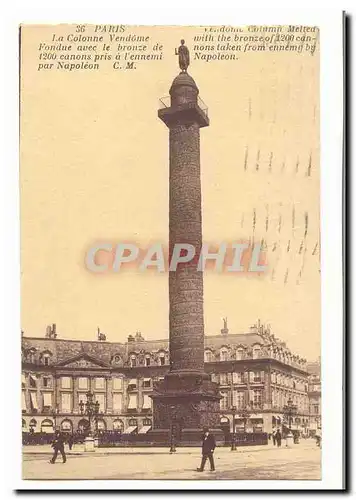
top-left (51, 405), bottom-right (59, 432)
top-left (79, 391), bottom-right (100, 452)
top-left (283, 397), bottom-right (297, 447)
top-left (169, 404), bottom-right (176, 453)
top-left (231, 406), bottom-right (237, 451)
top-left (238, 405), bottom-right (251, 434)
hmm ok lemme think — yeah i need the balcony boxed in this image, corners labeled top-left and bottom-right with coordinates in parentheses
top-left (158, 95), bottom-right (209, 128)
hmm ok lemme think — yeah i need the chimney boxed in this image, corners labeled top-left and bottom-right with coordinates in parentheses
top-left (127, 334), bottom-right (135, 343)
top-left (221, 317), bottom-right (229, 336)
top-left (45, 325), bottom-right (51, 338)
top-left (52, 323), bottom-right (57, 338)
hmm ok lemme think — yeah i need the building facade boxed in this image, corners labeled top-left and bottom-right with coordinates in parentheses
top-left (307, 360), bottom-right (322, 436)
top-left (21, 322), bottom-right (312, 437)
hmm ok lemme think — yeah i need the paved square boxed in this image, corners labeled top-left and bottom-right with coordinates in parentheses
top-left (22, 441), bottom-right (321, 481)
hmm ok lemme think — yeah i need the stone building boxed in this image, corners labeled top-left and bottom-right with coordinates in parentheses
top-left (21, 322), bottom-right (311, 437)
top-left (307, 360), bottom-right (321, 436)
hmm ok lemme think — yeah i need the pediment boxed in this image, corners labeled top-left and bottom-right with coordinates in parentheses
top-left (57, 353), bottom-right (109, 369)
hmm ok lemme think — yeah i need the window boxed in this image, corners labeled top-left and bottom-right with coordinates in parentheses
top-left (30, 392), bottom-right (38, 411)
top-left (78, 393), bottom-right (86, 405)
top-left (61, 393), bottom-right (72, 413)
top-left (143, 378), bottom-right (151, 389)
top-left (43, 377), bottom-right (50, 388)
top-left (113, 377), bottom-right (123, 390)
top-left (236, 348), bottom-right (244, 360)
top-left (113, 419), bottom-right (124, 432)
top-left (43, 392), bottom-right (52, 408)
top-left (78, 377), bottom-right (88, 390)
top-left (220, 349), bottom-right (228, 362)
top-left (44, 356), bottom-right (49, 366)
top-left (128, 418), bottom-right (137, 426)
top-left (251, 390), bottom-right (262, 407)
top-left (232, 372), bottom-right (243, 384)
top-left (61, 377), bottom-right (71, 389)
top-left (220, 392), bottom-right (229, 410)
top-left (130, 355), bottom-right (137, 368)
top-left (220, 373), bottom-right (228, 385)
top-left (204, 350), bottom-right (213, 362)
top-left (128, 378), bottom-right (137, 391)
top-left (145, 356), bottom-right (151, 367)
top-left (113, 393), bottom-right (123, 412)
top-left (235, 391), bottom-right (245, 409)
top-left (142, 394), bottom-right (152, 409)
top-left (252, 345), bottom-right (261, 359)
top-left (95, 393), bottom-right (105, 413)
top-left (22, 391), bottom-right (27, 412)
top-left (113, 355), bottom-right (121, 365)
top-left (128, 394), bottom-right (138, 410)
top-left (159, 353), bottom-right (165, 366)
top-left (29, 374), bottom-right (37, 388)
top-left (313, 404), bottom-right (319, 415)
top-left (95, 378), bottom-right (105, 390)
top-left (253, 371), bottom-right (262, 383)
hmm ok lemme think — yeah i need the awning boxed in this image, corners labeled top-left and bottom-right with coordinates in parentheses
top-left (30, 392), bottom-right (38, 409)
top-left (138, 425), bottom-right (151, 434)
top-left (143, 395), bottom-right (152, 409)
top-left (128, 394), bottom-right (137, 409)
top-left (129, 379), bottom-right (137, 386)
top-left (125, 426), bottom-right (137, 434)
top-left (30, 375), bottom-right (37, 387)
top-left (43, 392), bottom-right (52, 407)
top-left (22, 391), bottom-right (26, 411)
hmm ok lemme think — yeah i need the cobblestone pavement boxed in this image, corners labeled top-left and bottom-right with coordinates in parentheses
top-left (22, 441), bottom-right (321, 481)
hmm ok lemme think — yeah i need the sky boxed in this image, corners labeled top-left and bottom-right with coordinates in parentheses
top-left (20, 25), bottom-right (320, 360)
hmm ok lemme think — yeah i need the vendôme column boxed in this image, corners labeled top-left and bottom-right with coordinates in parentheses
top-left (150, 41), bottom-right (222, 445)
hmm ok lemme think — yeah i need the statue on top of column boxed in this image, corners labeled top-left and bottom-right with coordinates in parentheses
top-left (175, 39), bottom-right (190, 72)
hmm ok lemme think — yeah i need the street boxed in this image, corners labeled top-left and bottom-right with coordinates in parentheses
top-left (22, 440), bottom-right (321, 481)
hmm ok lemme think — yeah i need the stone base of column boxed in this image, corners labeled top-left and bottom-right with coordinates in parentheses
top-left (150, 371), bottom-right (224, 446)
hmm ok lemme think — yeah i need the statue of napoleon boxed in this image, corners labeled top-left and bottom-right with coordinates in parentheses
top-left (175, 39), bottom-right (190, 72)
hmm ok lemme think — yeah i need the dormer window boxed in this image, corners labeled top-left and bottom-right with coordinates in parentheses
top-left (220, 348), bottom-right (228, 362)
top-left (159, 353), bottom-right (165, 366)
top-left (145, 356), bottom-right (151, 367)
top-left (130, 355), bottom-right (137, 368)
top-left (252, 345), bottom-right (261, 359)
top-left (236, 348), bottom-right (244, 360)
top-left (204, 350), bottom-right (213, 363)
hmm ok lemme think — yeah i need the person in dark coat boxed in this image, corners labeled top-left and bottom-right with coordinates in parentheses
top-left (67, 434), bottom-right (74, 451)
top-left (50, 430), bottom-right (67, 464)
top-left (197, 427), bottom-right (216, 472)
top-left (275, 429), bottom-right (282, 448)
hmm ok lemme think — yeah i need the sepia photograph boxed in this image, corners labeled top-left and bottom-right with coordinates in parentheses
top-left (14, 13), bottom-right (344, 490)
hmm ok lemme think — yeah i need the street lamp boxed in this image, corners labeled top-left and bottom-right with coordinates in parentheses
top-left (79, 391), bottom-right (100, 451)
top-left (231, 406), bottom-right (237, 451)
top-left (283, 397), bottom-right (297, 447)
top-left (238, 405), bottom-right (251, 434)
top-left (51, 405), bottom-right (59, 432)
top-left (169, 404), bottom-right (176, 453)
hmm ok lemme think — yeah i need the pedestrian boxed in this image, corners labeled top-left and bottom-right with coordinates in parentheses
top-left (272, 429), bottom-right (277, 446)
top-left (50, 430), bottom-right (67, 464)
top-left (67, 434), bottom-right (74, 451)
top-left (196, 427), bottom-right (216, 472)
top-left (275, 429), bottom-right (282, 448)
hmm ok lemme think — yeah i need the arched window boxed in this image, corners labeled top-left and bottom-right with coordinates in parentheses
top-left (143, 418), bottom-right (152, 426)
top-left (145, 355), bottom-right (151, 367)
top-left (41, 419), bottom-right (54, 434)
top-left (158, 352), bottom-right (165, 366)
top-left (130, 354), bottom-right (137, 368)
top-left (113, 419), bottom-right (124, 432)
top-left (40, 351), bottom-right (52, 366)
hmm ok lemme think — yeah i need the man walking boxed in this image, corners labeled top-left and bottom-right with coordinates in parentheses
top-left (197, 427), bottom-right (216, 472)
top-left (50, 430), bottom-right (67, 464)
